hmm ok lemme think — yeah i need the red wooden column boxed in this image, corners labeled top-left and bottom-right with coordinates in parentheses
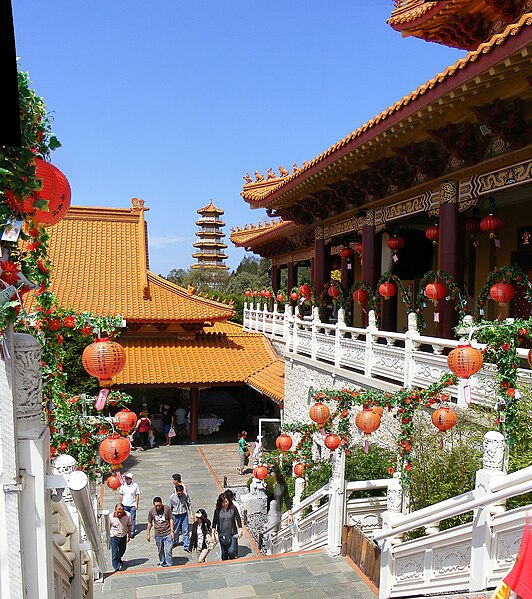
top-left (361, 210), bottom-right (382, 326)
top-left (438, 181), bottom-right (465, 339)
top-left (287, 261), bottom-right (297, 292)
top-left (314, 226), bottom-right (327, 297)
top-left (271, 263), bottom-right (281, 293)
top-left (189, 387), bottom-right (199, 443)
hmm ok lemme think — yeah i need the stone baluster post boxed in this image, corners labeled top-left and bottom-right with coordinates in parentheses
top-left (378, 473), bottom-right (404, 599)
top-left (311, 306), bottom-right (320, 361)
top-left (292, 476), bottom-right (306, 552)
top-left (285, 305), bottom-right (293, 351)
top-left (262, 301), bottom-right (268, 334)
top-left (272, 301), bottom-right (279, 337)
top-left (293, 306), bottom-right (300, 354)
top-left (469, 431), bottom-right (506, 592)
top-left (327, 448), bottom-right (346, 556)
top-left (243, 301), bottom-right (248, 329)
top-left (365, 310), bottom-right (378, 378)
top-left (403, 312), bottom-right (418, 387)
top-left (335, 308), bottom-right (345, 369)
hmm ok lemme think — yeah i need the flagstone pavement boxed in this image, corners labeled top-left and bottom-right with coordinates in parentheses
top-left (94, 443), bottom-right (377, 598)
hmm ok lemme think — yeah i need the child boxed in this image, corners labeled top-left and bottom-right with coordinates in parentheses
top-left (190, 509), bottom-right (213, 563)
top-left (148, 427), bottom-right (156, 448)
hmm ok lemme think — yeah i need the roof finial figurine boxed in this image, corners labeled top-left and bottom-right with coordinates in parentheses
top-left (243, 172), bottom-right (253, 184)
top-left (302, 160), bottom-right (309, 168)
top-left (267, 168), bottom-right (276, 179)
top-left (254, 171), bottom-right (265, 182)
top-left (279, 165), bottom-right (289, 177)
top-left (293, 163), bottom-right (299, 173)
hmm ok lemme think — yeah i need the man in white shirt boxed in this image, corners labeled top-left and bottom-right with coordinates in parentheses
top-left (119, 473), bottom-right (140, 538)
top-left (175, 404), bottom-right (187, 438)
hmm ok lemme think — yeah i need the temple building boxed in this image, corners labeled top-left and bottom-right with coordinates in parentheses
top-left (231, 1), bottom-right (532, 341)
top-left (191, 199), bottom-right (229, 271)
top-left (40, 199), bottom-right (283, 441)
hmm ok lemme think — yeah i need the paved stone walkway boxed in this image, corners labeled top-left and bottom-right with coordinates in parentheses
top-left (94, 443), bottom-right (377, 598)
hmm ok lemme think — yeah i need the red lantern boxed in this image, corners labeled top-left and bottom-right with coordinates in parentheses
top-left (299, 284), bottom-right (312, 298)
top-left (425, 225), bottom-right (439, 245)
top-left (373, 405), bottom-right (384, 417)
top-left (253, 465), bottom-right (268, 480)
top-left (244, 289), bottom-right (251, 297)
top-left (466, 216), bottom-right (481, 238)
top-left (275, 433), bottom-right (293, 452)
top-left (432, 406), bottom-right (457, 432)
top-left (425, 282), bottom-right (446, 303)
top-left (447, 344), bottom-right (483, 379)
top-left (21, 157), bottom-right (71, 227)
top-left (356, 407), bottom-right (381, 453)
top-left (309, 402), bottom-right (330, 427)
top-left (82, 337), bottom-right (126, 387)
top-left (379, 282), bottom-right (396, 300)
top-left (115, 408), bottom-right (138, 434)
top-left (354, 242), bottom-right (363, 255)
top-left (352, 289), bottom-right (368, 304)
top-left (290, 291), bottom-right (299, 301)
top-left (328, 285), bottom-right (341, 299)
top-left (263, 289), bottom-right (272, 299)
top-left (293, 463), bottom-right (305, 477)
top-left (252, 290), bottom-right (259, 298)
top-left (339, 246), bottom-right (354, 259)
top-left (106, 474), bottom-right (122, 491)
top-left (276, 293), bottom-right (284, 303)
top-left (99, 433), bottom-right (131, 465)
top-left (387, 236), bottom-right (405, 251)
top-left (480, 213), bottom-right (504, 238)
top-left (324, 434), bottom-right (341, 451)
top-left (489, 282), bottom-right (515, 305)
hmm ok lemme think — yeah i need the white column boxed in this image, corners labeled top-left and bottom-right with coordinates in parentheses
top-left (326, 448), bottom-right (346, 556)
top-left (378, 474), bottom-right (404, 599)
top-left (311, 306), bottom-right (320, 361)
top-left (403, 312), bottom-right (418, 387)
top-left (335, 308), bottom-right (345, 369)
top-left (365, 310), bottom-right (378, 378)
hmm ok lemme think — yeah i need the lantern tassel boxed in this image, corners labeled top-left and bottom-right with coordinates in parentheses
top-left (364, 438), bottom-right (369, 454)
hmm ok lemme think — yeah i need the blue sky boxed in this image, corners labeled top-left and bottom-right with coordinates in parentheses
top-left (12, 1), bottom-right (465, 276)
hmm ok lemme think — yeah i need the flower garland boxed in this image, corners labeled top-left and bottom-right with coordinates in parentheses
top-left (281, 372), bottom-right (457, 486)
top-left (372, 273), bottom-right (415, 326)
top-left (414, 270), bottom-right (469, 331)
top-left (475, 265), bottom-right (532, 319)
top-left (350, 280), bottom-right (380, 320)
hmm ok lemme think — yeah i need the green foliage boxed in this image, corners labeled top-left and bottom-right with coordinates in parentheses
top-left (345, 445), bottom-right (396, 497)
top-left (62, 334), bottom-right (99, 396)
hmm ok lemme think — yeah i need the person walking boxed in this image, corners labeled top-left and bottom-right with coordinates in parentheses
top-left (118, 473), bottom-right (140, 538)
top-left (212, 491), bottom-right (243, 561)
top-left (161, 403), bottom-right (175, 446)
top-left (171, 473), bottom-right (189, 498)
top-left (169, 484), bottom-right (191, 552)
top-left (146, 496), bottom-right (174, 567)
top-left (133, 410), bottom-right (151, 450)
top-left (190, 509), bottom-right (213, 563)
top-left (175, 403), bottom-right (187, 439)
top-left (237, 431), bottom-right (249, 475)
top-left (109, 503), bottom-right (131, 572)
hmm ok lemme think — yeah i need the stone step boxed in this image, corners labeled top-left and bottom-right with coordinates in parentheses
top-left (93, 548), bottom-right (377, 599)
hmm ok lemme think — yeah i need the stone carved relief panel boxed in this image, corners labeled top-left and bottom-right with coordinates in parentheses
top-left (14, 332), bottom-right (43, 434)
top-left (495, 530), bottom-right (523, 565)
top-left (433, 544), bottom-right (471, 575)
top-left (396, 554), bottom-right (425, 581)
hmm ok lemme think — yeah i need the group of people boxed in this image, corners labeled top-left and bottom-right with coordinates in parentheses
top-left (124, 402), bottom-right (189, 451)
top-left (108, 472), bottom-right (244, 571)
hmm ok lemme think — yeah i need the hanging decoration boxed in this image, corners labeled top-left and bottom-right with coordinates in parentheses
top-left (275, 433), bottom-right (293, 452)
top-left (324, 434), bottom-right (341, 451)
top-left (327, 284), bottom-right (341, 299)
top-left (431, 405), bottom-right (457, 448)
top-left (378, 281), bottom-right (396, 300)
top-left (447, 344), bottom-right (483, 379)
top-left (293, 463), bottom-right (305, 477)
top-left (339, 246), bottom-right (354, 259)
top-left (355, 407), bottom-right (382, 453)
top-left (253, 465), bottom-right (268, 480)
top-left (298, 283), bottom-right (312, 299)
top-left (425, 280), bottom-right (446, 322)
top-left (244, 289), bottom-right (251, 298)
top-left (466, 215), bottom-right (481, 248)
top-left (115, 408), bottom-right (138, 435)
top-left (309, 401), bottom-right (330, 428)
top-left (82, 337), bottom-right (126, 388)
top-left (106, 473), bottom-right (122, 491)
top-left (352, 288), bottom-right (369, 304)
top-left (387, 235), bottom-right (405, 263)
top-left (354, 242), bottom-right (363, 256)
top-left (99, 433), bottom-right (131, 466)
top-left (475, 265), bottom-right (532, 319)
top-left (425, 225), bottom-right (439, 245)
top-left (276, 291), bottom-right (285, 303)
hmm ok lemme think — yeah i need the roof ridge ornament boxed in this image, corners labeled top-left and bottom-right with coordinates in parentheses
top-left (131, 197), bottom-right (150, 212)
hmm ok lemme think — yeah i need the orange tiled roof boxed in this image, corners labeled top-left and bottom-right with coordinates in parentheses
top-left (40, 204), bottom-right (235, 323)
top-left (229, 219), bottom-right (296, 247)
top-left (114, 320), bottom-right (284, 398)
top-left (245, 359), bottom-right (284, 404)
top-left (241, 13), bottom-right (532, 207)
top-left (388, 0), bottom-right (441, 26)
top-left (197, 199), bottom-right (224, 214)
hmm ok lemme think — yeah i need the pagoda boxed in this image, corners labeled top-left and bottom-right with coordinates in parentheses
top-left (191, 199), bottom-right (229, 270)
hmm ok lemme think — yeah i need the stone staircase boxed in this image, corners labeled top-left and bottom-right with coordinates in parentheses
top-left (93, 549), bottom-right (376, 599)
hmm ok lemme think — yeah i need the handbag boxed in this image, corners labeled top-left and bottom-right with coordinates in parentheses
top-left (168, 426), bottom-right (176, 438)
top-left (244, 446), bottom-right (251, 457)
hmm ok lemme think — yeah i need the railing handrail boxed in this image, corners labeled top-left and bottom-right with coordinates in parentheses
top-left (345, 478), bottom-right (392, 492)
top-left (374, 467), bottom-right (532, 541)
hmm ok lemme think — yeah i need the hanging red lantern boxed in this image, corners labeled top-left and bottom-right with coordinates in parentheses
top-left (480, 213), bottom-right (504, 238)
top-left (299, 284), bottom-right (312, 298)
top-left (290, 291), bottom-right (299, 301)
top-left (339, 246), bottom-right (354, 259)
top-left (252, 290), bottom-right (259, 298)
top-left (356, 407), bottom-right (381, 452)
top-left (309, 402), bottom-right (330, 428)
top-left (82, 337), bottom-right (126, 387)
top-left (244, 289), bottom-right (251, 298)
top-left (379, 281), bottom-right (396, 300)
top-left (275, 433), bottom-right (293, 452)
top-left (425, 225), bottom-right (439, 245)
top-left (489, 282), bottom-right (515, 305)
top-left (324, 434), bottom-right (341, 451)
top-left (328, 284), bottom-right (341, 298)
top-left (260, 289), bottom-right (266, 297)
top-left (293, 463), bottom-right (305, 477)
top-left (432, 406), bottom-right (457, 432)
top-left (276, 293), bottom-right (284, 303)
top-left (352, 289), bottom-right (369, 304)
top-left (19, 157), bottom-right (71, 227)
top-left (447, 344), bottom-right (483, 379)
top-left (354, 242), bottom-right (363, 255)
top-left (115, 408), bottom-right (138, 434)
top-left (425, 282), bottom-right (446, 304)
top-left (106, 473), bottom-right (122, 491)
top-left (253, 465), bottom-right (269, 480)
top-left (466, 216), bottom-right (481, 238)
top-left (99, 433), bottom-right (131, 465)
top-left (387, 235), bottom-right (405, 251)
top-left (373, 405), bottom-right (384, 417)
top-left (263, 289), bottom-right (272, 299)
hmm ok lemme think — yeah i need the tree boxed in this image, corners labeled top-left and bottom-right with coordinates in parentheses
top-left (166, 268), bottom-right (188, 286)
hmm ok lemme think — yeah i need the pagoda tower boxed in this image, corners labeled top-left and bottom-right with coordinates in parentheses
top-left (191, 199), bottom-right (229, 270)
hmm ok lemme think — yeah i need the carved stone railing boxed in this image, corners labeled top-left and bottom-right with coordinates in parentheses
top-left (243, 302), bottom-right (532, 407)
